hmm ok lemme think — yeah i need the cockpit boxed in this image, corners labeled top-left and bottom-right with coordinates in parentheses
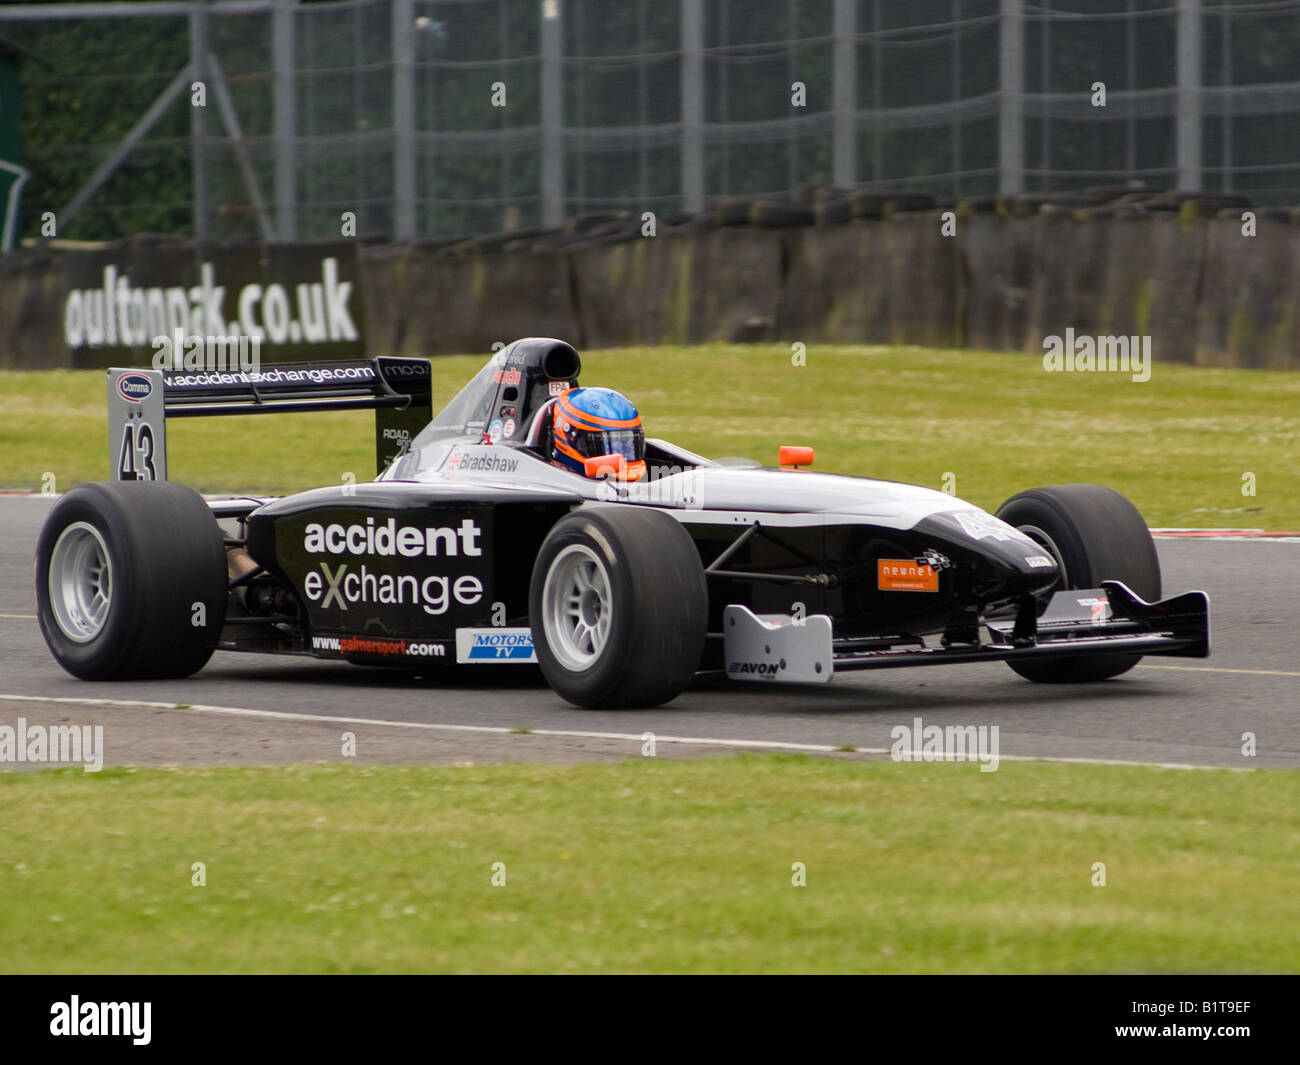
top-left (398, 337), bottom-right (709, 481)
top-left (413, 337), bottom-right (581, 451)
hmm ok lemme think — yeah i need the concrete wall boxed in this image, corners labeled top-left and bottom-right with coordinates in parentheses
top-left (4, 215), bottom-right (1300, 370)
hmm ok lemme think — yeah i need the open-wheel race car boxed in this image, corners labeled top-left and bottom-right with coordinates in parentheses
top-left (36, 338), bottom-right (1210, 708)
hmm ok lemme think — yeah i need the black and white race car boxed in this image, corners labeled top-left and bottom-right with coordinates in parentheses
top-left (36, 338), bottom-right (1209, 708)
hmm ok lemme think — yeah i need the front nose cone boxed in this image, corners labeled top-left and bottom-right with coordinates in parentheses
top-left (1006, 552), bottom-right (1060, 596)
top-left (973, 543), bottom-right (1060, 601)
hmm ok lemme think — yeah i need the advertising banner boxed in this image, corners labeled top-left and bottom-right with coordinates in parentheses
top-left (61, 241), bottom-right (366, 368)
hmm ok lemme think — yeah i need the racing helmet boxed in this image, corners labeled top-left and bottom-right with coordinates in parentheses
top-left (550, 387), bottom-right (646, 481)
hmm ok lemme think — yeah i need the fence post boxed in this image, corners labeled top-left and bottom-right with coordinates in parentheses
top-left (540, 0), bottom-right (564, 227)
top-left (273, 0), bottom-right (296, 240)
top-left (191, 1), bottom-right (209, 240)
top-left (1220, 8), bottom-right (1232, 192)
top-left (681, 0), bottom-right (704, 214)
top-left (393, 0), bottom-right (416, 241)
top-left (999, 0), bottom-right (1024, 195)
top-left (1177, 0), bottom-right (1203, 191)
top-left (832, 0), bottom-right (856, 188)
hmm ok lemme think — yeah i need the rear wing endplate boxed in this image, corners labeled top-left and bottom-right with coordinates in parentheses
top-left (106, 358), bottom-right (431, 482)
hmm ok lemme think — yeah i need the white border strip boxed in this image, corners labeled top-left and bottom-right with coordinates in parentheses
top-left (0, 692), bottom-right (1251, 771)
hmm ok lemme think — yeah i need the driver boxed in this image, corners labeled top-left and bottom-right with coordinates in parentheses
top-left (548, 387), bottom-right (647, 482)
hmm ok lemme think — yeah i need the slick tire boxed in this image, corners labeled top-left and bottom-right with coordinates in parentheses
top-left (996, 484), bottom-right (1161, 684)
top-left (35, 481), bottom-right (228, 680)
top-left (530, 505), bottom-right (707, 708)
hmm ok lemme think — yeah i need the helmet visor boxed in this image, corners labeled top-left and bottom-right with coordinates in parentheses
top-left (577, 428), bottom-right (644, 462)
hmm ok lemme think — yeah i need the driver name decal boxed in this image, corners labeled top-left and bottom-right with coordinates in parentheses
top-left (443, 448), bottom-right (520, 474)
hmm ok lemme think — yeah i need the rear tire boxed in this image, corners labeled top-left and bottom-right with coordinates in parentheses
top-left (36, 481), bottom-right (228, 680)
top-left (996, 484), bottom-right (1160, 683)
top-left (530, 505), bottom-right (707, 708)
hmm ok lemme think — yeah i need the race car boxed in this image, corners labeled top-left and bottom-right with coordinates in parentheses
top-left (35, 337), bottom-right (1210, 708)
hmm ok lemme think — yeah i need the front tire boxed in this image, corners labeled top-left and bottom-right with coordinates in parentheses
top-left (996, 484), bottom-right (1160, 683)
top-left (530, 505), bottom-right (707, 708)
top-left (36, 481), bottom-right (228, 680)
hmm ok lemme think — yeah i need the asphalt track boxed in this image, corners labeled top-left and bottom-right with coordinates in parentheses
top-left (1, 496), bottom-right (1296, 768)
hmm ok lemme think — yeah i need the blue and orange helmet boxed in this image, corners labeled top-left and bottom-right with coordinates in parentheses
top-left (550, 387), bottom-right (646, 481)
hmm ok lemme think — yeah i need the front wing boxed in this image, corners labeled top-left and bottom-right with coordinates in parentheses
top-left (723, 581), bottom-right (1210, 684)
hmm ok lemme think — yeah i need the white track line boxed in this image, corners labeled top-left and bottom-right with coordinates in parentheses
top-left (0, 692), bottom-right (1250, 771)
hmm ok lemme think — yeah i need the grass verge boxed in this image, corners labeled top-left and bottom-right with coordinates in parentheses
top-left (1, 344), bottom-right (1298, 527)
top-left (2, 756), bottom-right (1296, 974)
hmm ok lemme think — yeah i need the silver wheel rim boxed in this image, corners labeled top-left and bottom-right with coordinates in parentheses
top-left (48, 521), bottom-right (113, 643)
top-left (542, 544), bottom-right (613, 671)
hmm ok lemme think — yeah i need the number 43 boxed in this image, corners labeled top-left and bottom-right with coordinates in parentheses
top-left (118, 422), bottom-right (157, 480)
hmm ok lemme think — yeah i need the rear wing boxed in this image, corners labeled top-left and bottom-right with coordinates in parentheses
top-left (106, 358), bottom-right (431, 483)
